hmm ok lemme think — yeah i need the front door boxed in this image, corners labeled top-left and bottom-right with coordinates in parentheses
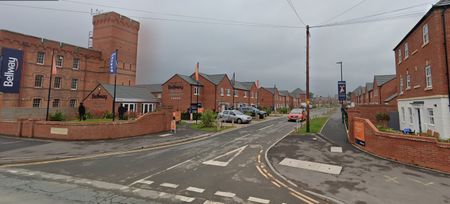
top-left (416, 108), bottom-right (422, 133)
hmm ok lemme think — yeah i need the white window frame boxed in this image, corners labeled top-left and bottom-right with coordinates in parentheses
top-left (194, 87), bottom-right (200, 96)
top-left (226, 89), bottom-right (231, 96)
top-left (408, 107), bottom-right (413, 124)
top-left (54, 76), bottom-right (62, 89)
top-left (52, 99), bottom-right (60, 108)
top-left (244, 91), bottom-right (248, 98)
top-left (220, 88), bottom-right (224, 96)
top-left (69, 99), bottom-right (77, 108)
top-left (406, 74), bottom-right (411, 89)
top-left (423, 24), bottom-right (429, 45)
top-left (71, 79), bottom-right (78, 90)
top-left (142, 103), bottom-right (154, 114)
top-left (234, 89), bottom-right (238, 97)
top-left (425, 65), bottom-right (432, 88)
top-left (404, 43), bottom-right (409, 59)
top-left (401, 107), bottom-right (405, 122)
top-left (72, 58), bottom-right (80, 70)
top-left (428, 108), bottom-right (435, 125)
top-left (34, 75), bottom-right (44, 88)
top-left (400, 76), bottom-right (404, 93)
top-left (123, 103), bottom-right (137, 112)
top-left (398, 49), bottom-right (402, 63)
top-left (56, 55), bottom-right (64, 68)
top-left (32, 98), bottom-right (42, 108)
top-left (37, 51), bottom-right (45, 65)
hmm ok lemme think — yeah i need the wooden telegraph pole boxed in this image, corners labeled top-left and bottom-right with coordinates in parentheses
top-left (306, 25), bottom-right (311, 133)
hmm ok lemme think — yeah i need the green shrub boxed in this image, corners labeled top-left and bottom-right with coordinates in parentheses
top-left (49, 111), bottom-right (65, 121)
top-left (278, 107), bottom-right (289, 114)
top-left (376, 112), bottom-right (390, 122)
top-left (102, 111), bottom-right (113, 119)
top-left (262, 107), bottom-right (272, 115)
top-left (200, 109), bottom-right (216, 128)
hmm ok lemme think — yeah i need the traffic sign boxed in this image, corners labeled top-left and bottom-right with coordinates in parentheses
top-left (338, 81), bottom-right (346, 101)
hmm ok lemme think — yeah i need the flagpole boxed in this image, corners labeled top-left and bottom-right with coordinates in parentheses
top-left (112, 49), bottom-right (118, 122)
top-left (45, 49), bottom-right (55, 121)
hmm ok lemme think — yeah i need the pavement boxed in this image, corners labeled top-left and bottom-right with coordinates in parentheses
top-left (268, 111), bottom-right (450, 204)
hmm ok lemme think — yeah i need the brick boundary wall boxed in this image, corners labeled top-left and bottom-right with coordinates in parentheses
top-left (0, 111), bottom-right (171, 141)
top-left (352, 104), bottom-right (398, 125)
top-left (348, 109), bottom-right (450, 173)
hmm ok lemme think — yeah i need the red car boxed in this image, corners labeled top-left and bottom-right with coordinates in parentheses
top-left (288, 108), bottom-right (305, 122)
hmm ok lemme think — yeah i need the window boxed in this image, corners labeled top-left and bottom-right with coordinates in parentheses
top-left (36, 52), bottom-right (45, 65)
top-left (234, 90), bottom-right (238, 97)
top-left (123, 103), bottom-right (136, 112)
top-left (52, 99), bottom-right (60, 108)
top-left (398, 49), bottom-right (402, 63)
top-left (72, 58), bottom-right (80, 70)
top-left (56, 55), bottom-right (64, 67)
top-left (251, 92), bottom-right (254, 98)
top-left (54, 77), bottom-right (62, 89)
top-left (32, 98), bottom-right (42, 108)
top-left (226, 89), bottom-right (231, 96)
top-left (69, 99), bottom-right (77, 108)
top-left (194, 87), bottom-right (200, 96)
top-left (408, 107), bottom-right (413, 124)
top-left (142, 103), bottom-right (154, 114)
top-left (34, 75), bottom-right (44, 88)
top-left (428, 108), bottom-right (435, 125)
top-left (425, 65), bottom-right (432, 88)
top-left (399, 76), bottom-right (403, 93)
top-left (220, 88), bottom-right (224, 96)
top-left (406, 74), bottom-right (411, 89)
top-left (423, 24), bottom-right (429, 45)
top-left (71, 79), bottom-right (78, 90)
top-left (401, 107), bottom-right (405, 122)
top-left (244, 91), bottom-right (248, 98)
top-left (404, 43), bottom-right (409, 59)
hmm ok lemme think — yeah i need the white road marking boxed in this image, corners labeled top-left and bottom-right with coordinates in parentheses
top-left (408, 178), bottom-right (434, 186)
top-left (258, 125), bottom-right (273, 131)
top-left (128, 160), bottom-right (192, 186)
top-left (202, 145), bottom-right (248, 167)
top-left (384, 175), bottom-right (399, 184)
top-left (166, 159), bottom-right (192, 170)
top-left (137, 180), bottom-right (154, 185)
top-left (214, 191), bottom-right (236, 198)
top-left (160, 182), bottom-right (179, 188)
top-left (175, 195), bottom-right (195, 202)
top-left (159, 133), bottom-right (172, 137)
top-left (330, 147), bottom-right (342, 153)
top-left (279, 158), bottom-right (342, 175)
top-left (248, 196), bottom-right (270, 204)
top-left (186, 186), bottom-right (205, 193)
top-left (203, 201), bottom-right (224, 204)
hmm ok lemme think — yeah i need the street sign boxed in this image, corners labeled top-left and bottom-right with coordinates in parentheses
top-left (338, 81), bottom-right (346, 101)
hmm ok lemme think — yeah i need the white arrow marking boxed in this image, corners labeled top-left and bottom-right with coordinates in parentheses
top-left (202, 145), bottom-right (248, 167)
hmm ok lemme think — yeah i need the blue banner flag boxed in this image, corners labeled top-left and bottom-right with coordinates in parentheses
top-left (0, 48), bottom-right (23, 93)
top-left (109, 51), bottom-right (117, 74)
top-left (338, 81), bottom-right (347, 101)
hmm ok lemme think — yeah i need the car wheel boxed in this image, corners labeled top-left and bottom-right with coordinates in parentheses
top-left (237, 119), bottom-right (242, 124)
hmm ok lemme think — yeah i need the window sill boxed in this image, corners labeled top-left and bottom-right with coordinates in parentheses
top-left (422, 42), bottom-right (429, 48)
top-left (36, 63), bottom-right (45, 66)
top-left (71, 89), bottom-right (77, 91)
top-left (414, 85), bottom-right (421, 89)
top-left (72, 68), bottom-right (79, 70)
top-left (405, 56), bottom-right (409, 60)
top-left (424, 87), bottom-right (433, 91)
top-left (405, 87), bottom-right (411, 91)
top-left (412, 49), bottom-right (418, 55)
top-left (34, 87), bottom-right (43, 89)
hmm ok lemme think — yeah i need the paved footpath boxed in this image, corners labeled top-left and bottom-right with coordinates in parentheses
top-left (268, 111), bottom-right (450, 204)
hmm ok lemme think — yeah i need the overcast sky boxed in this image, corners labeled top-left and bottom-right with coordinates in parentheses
top-left (0, 0), bottom-right (437, 96)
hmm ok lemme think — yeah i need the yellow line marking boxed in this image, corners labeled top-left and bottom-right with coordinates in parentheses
top-left (288, 188), bottom-right (319, 204)
top-left (1, 135), bottom-right (211, 168)
top-left (273, 179), bottom-right (288, 188)
top-left (257, 154), bottom-right (261, 163)
top-left (256, 165), bottom-right (269, 179)
top-left (271, 180), bottom-right (281, 188)
top-left (289, 192), bottom-right (314, 204)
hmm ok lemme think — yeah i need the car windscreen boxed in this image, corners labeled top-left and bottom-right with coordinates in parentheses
top-left (290, 109), bottom-right (302, 114)
top-left (234, 111), bottom-right (245, 115)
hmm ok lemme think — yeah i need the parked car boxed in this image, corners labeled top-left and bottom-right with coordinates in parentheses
top-left (239, 106), bottom-right (267, 119)
top-left (218, 110), bottom-right (252, 124)
top-left (287, 108), bottom-right (305, 122)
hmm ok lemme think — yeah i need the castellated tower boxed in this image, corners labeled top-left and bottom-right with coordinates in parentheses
top-left (92, 12), bottom-right (140, 86)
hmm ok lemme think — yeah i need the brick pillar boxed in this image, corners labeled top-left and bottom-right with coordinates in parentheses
top-left (347, 109), bottom-right (361, 144)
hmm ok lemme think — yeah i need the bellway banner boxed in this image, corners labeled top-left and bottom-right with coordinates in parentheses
top-left (0, 48), bottom-right (23, 93)
top-left (338, 81), bottom-right (346, 101)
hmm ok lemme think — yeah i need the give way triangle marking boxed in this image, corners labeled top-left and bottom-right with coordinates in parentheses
top-left (202, 145), bottom-right (248, 167)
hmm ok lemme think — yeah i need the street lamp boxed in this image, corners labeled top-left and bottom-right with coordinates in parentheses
top-left (336, 61), bottom-right (343, 81)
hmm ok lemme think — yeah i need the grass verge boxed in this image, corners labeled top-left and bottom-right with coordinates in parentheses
top-left (297, 117), bottom-right (329, 134)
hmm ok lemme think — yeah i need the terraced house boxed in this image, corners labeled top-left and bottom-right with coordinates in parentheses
top-left (394, 0), bottom-right (450, 139)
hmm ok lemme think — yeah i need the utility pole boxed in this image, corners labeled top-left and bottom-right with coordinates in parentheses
top-left (306, 25), bottom-right (311, 133)
top-left (337, 61), bottom-right (343, 81)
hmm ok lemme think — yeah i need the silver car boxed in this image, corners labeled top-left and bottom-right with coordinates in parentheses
top-left (218, 110), bottom-right (252, 124)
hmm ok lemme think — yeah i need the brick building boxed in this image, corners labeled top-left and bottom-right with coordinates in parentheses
top-left (372, 75), bottom-right (398, 105)
top-left (279, 90), bottom-right (291, 109)
top-left (239, 82), bottom-right (259, 107)
top-left (258, 87), bottom-right (277, 111)
top-left (394, 0), bottom-right (450, 139)
top-left (290, 88), bottom-right (305, 108)
top-left (365, 82), bottom-right (373, 104)
top-left (0, 12), bottom-right (140, 119)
